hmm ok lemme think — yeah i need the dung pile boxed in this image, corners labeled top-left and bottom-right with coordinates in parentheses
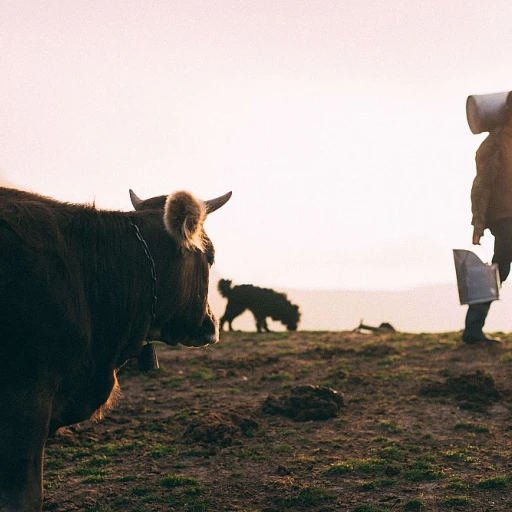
top-left (420, 370), bottom-right (500, 411)
top-left (262, 384), bottom-right (344, 421)
top-left (184, 411), bottom-right (259, 446)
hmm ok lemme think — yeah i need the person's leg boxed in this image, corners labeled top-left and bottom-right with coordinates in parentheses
top-left (463, 218), bottom-right (512, 343)
top-left (490, 218), bottom-right (512, 284)
top-left (462, 302), bottom-right (499, 343)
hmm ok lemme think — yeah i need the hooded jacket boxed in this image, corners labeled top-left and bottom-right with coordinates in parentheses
top-left (471, 124), bottom-right (512, 232)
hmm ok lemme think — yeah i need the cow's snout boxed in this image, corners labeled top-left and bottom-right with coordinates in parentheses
top-left (186, 311), bottom-right (219, 347)
top-left (158, 306), bottom-right (219, 347)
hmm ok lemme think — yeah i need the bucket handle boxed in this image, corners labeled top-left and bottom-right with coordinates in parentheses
top-left (467, 244), bottom-right (493, 266)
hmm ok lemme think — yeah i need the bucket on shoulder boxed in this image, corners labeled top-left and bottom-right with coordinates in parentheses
top-left (453, 249), bottom-right (500, 305)
top-left (466, 91), bottom-right (510, 134)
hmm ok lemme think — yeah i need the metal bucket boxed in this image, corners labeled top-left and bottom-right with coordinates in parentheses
top-left (453, 249), bottom-right (500, 305)
top-left (466, 91), bottom-right (510, 134)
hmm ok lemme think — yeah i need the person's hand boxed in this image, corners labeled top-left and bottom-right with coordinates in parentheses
top-left (472, 227), bottom-right (483, 245)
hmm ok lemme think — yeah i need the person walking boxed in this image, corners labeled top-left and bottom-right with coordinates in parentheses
top-left (463, 92), bottom-right (512, 343)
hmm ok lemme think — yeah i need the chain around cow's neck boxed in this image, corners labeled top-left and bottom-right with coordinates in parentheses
top-left (129, 220), bottom-right (157, 339)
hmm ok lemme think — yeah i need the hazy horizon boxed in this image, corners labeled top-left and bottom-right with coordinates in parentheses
top-left (2, 1), bottom-right (512, 298)
top-left (209, 278), bottom-right (512, 334)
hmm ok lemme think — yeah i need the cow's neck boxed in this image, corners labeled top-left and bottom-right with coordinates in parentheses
top-left (130, 220), bottom-right (159, 371)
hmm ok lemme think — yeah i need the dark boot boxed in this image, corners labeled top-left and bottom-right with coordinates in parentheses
top-left (462, 302), bottom-right (501, 343)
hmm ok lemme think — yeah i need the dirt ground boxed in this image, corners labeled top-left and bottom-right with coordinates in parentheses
top-left (42, 330), bottom-right (512, 511)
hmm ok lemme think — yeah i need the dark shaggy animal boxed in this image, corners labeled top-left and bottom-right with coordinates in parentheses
top-left (353, 320), bottom-right (396, 334)
top-left (218, 279), bottom-right (301, 332)
top-left (0, 186), bottom-right (231, 511)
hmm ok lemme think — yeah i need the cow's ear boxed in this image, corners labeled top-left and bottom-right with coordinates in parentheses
top-left (163, 191), bottom-right (206, 251)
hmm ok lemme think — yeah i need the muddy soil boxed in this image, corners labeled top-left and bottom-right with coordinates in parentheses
top-left (42, 331), bottom-right (512, 511)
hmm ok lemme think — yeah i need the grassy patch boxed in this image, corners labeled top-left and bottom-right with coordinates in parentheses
top-left (81, 474), bottom-right (106, 483)
top-left (237, 446), bottom-right (267, 461)
top-left (68, 467), bottom-right (108, 478)
top-left (402, 461), bottom-right (443, 482)
top-left (190, 367), bottom-right (216, 381)
top-left (290, 454), bottom-right (318, 467)
top-left (282, 484), bottom-right (336, 507)
top-left (272, 444), bottom-right (294, 454)
top-left (444, 478), bottom-right (470, 491)
top-left (326, 458), bottom-right (386, 475)
top-left (440, 495), bottom-right (473, 508)
top-left (86, 456), bottom-right (110, 467)
top-left (160, 473), bottom-right (200, 489)
top-left (161, 376), bottom-right (186, 387)
top-left (378, 420), bottom-right (402, 433)
top-left (128, 486), bottom-right (151, 496)
top-left (352, 506), bottom-right (390, 512)
top-left (44, 459), bottom-right (65, 470)
top-left (442, 446), bottom-right (478, 463)
top-left (102, 441), bottom-right (145, 456)
top-left (48, 445), bottom-right (93, 460)
top-left (117, 475), bottom-right (138, 482)
top-left (261, 372), bottom-right (295, 381)
top-left (403, 499), bottom-right (425, 511)
top-left (371, 436), bottom-right (395, 444)
top-left (376, 445), bottom-right (406, 461)
top-left (453, 422), bottom-right (490, 433)
top-left (148, 443), bottom-right (177, 458)
top-left (476, 475), bottom-right (510, 489)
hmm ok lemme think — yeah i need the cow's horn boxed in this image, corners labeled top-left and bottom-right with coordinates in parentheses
top-left (129, 189), bottom-right (143, 210)
top-left (204, 191), bottom-right (232, 214)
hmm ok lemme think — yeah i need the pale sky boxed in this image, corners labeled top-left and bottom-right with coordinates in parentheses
top-left (2, 0), bottom-right (512, 291)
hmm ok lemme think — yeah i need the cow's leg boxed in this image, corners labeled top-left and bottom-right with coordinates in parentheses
top-left (0, 385), bottom-right (54, 512)
top-left (262, 318), bottom-right (271, 332)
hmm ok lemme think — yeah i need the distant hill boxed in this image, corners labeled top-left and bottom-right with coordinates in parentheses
top-left (209, 279), bottom-right (512, 334)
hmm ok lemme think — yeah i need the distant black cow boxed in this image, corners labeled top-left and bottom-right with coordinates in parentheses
top-left (218, 279), bottom-right (300, 332)
top-left (0, 186), bottom-right (231, 511)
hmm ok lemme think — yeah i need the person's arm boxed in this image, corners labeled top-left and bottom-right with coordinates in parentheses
top-left (472, 226), bottom-right (483, 245)
top-left (470, 135), bottom-right (500, 244)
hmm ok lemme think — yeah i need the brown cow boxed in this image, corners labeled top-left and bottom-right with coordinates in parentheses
top-left (0, 186), bottom-right (231, 511)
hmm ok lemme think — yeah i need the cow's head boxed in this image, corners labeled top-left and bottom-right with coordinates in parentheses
top-left (130, 189), bottom-right (231, 348)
